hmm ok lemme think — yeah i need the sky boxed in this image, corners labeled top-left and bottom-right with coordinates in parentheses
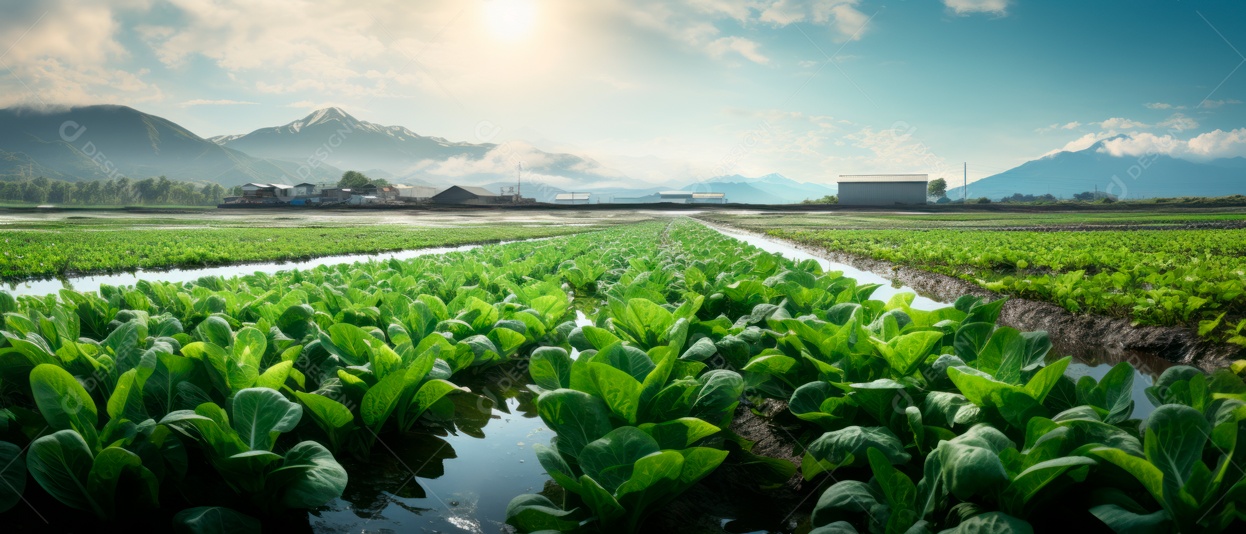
top-left (1, 0), bottom-right (1244, 187)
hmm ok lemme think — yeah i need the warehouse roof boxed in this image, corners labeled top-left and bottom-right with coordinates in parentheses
top-left (555, 193), bottom-right (591, 200)
top-left (838, 174), bottom-right (929, 183)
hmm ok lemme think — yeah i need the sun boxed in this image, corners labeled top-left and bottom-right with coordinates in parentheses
top-left (483, 0), bottom-right (537, 41)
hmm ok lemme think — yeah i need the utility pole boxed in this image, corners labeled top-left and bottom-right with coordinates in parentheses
top-left (963, 162), bottom-right (967, 202)
top-left (517, 162), bottom-right (523, 201)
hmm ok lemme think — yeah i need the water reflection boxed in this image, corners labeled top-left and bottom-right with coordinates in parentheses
top-left (310, 365), bottom-right (550, 533)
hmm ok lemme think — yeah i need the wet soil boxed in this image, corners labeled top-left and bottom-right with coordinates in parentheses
top-left (649, 400), bottom-right (817, 534)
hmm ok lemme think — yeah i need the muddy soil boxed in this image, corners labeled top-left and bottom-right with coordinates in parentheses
top-left (649, 400), bottom-right (817, 533)
top-left (699, 219), bottom-right (1243, 374)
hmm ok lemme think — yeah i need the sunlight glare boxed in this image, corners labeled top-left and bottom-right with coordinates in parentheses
top-left (483, 0), bottom-right (537, 41)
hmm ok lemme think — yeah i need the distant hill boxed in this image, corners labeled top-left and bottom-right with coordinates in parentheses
top-left (951, 136), bottom-right (1246, 200)
top-left (212, 108), bottom-right (626, 186)
top-left (0, 104), bottom-right (824, 201)
top-left (0, 105), bottom-right (341, 186)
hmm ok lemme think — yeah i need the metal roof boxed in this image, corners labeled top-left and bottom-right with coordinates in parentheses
top-left (434, 185), bottom-right (498, 197)
top-left (838, 174), bottom-right (929, 183)
top-left (692, 193), bottom-right (725, 198)
top-left (659, 191), bottom-right (695, 197)
top-left (555, 193), bottom-right (591, 200)
top-left (458, 186), bottom-right (498, 196)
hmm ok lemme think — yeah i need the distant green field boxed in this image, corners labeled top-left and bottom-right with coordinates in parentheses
top-left (704, 211), bottom-right (1246, 344)
top-left (702, 210), bottom-right (1246, 229)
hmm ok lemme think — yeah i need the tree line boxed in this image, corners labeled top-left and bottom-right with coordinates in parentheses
top-left (0, 176), bottom-right (229, 206)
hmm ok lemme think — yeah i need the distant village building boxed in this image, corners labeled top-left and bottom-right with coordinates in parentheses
top-left (349, 194), bottom-right (380, 205)
top-left (657, 191), bottom-right (728, 204)
top-left (320, 188), bottom-right (354, 202)
top-left (431, 185), bottom-right (502, 205)
top-left (554, 192), bottom-right (591, 205)
top-left (394, 184), bottom-right (440, 200)
top-left (239, 183), bottom-right (296, 202)
top-left (613, 194), bottom-right (660, 204)
top-left (376, 186), bottom-right (400, 200)
top-left (292, 182), bottom-right (320, 197)
top-left (837, 174), bottom-right (929, 206)
top-left (690, 193), bottom-right (726, 204)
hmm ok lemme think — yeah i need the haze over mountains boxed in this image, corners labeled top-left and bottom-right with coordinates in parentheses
top-left (949, 135), bottom-right (1246, 200)
top-left (0, 106), bottom-right (340, 185)
top-left (0, 104), bottom-right (1241, 203)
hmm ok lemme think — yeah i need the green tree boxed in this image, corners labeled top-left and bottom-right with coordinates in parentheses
top-left (801, 195), bottom-right (838, 205)
top-left (928, 178), bottom-right (947, 198)
top-left (338, 171), bottom-right (371, 188)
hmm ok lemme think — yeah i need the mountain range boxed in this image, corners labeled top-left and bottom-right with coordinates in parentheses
top-left (209, 106), bottom-right (626, 187)
top-left (0, 106), bottom-right (341, 185)
top-left (950, 136), bottom-right (1246, 200)
top-left (1, 105), bottom-right (1241, 202)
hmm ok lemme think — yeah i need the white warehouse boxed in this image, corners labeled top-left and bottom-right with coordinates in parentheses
top-left (837, 174), bottom-right (929, 206)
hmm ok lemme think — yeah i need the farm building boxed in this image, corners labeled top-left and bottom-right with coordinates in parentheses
top-left (659, 191), bottom-right (693, 203)
top-left (613, 194), bottom-right (660, 204)
top-left (836, 174), bottom-right (928, 206)
top-left (431, 185), bottom-right (502, 205)
top-left (554, 192), bottom-right (591, 205)
top-left (320, 188), bottom-right (353, 202)
top-left (240, 183), bottom-right (296, 202)
top-left (394, 184), bottom-right (440, 200)
top-left (376, 186), bottom-right (400, 200)
top-left (292, 183), bottom-right (320, 197)
top-left (658, 191), bottom-right (728, 204)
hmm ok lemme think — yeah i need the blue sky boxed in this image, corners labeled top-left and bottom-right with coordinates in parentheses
top-left (1, 0), bottom-right (1243, 186)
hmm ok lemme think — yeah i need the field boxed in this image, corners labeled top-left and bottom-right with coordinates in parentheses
top-left (1, 210), bottom-right (1245, 533)
top-left (0, 210), bottom-right (648, 280)
top-left (703, 211), bottom-right (1246, 346)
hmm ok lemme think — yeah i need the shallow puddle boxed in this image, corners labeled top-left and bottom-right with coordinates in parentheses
top-left (311, 390), bottom-right (552, 533)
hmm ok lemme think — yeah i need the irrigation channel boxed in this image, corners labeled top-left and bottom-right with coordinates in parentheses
top-left (3, 223), bottom-right (1167, 532)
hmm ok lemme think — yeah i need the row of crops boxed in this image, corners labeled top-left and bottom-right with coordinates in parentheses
top-left (749, 226), bottom-right (1246, 346)
top-left (1, 219), bottom-right (1244, 532)
top-left (0, 222), bottom-right (589, 280)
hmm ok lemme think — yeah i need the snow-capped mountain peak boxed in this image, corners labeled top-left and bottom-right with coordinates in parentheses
top-left (283, 107), bottom-right (359, 133)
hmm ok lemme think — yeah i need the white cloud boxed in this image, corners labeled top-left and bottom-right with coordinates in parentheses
top-left (1199, 99), bottom-right (1242, 109)
top-left (760, 1), bottom-right (872, 43)
top-left (1145, 102), bottom-right (1172, 110)
top-left (1036, 121), bottom-right (1084, 133)
top-left (706, 36), bottom-right (770, 64)
top-left (0, 1), bottom-right (160, 106)
top-left (1098, 117), bottom-right (1150, 130)
top-left (1048, 129), bottom-right (1246, 160)
top-left (1186, 128), bottom-right (1246, 158)
top-left (178, 99), bottom-right (258, 107)
top-left (943, 0), bottom-right (1010, 16)
top-left (1095, 133), bottom-right (1184, 158)
top-left (1157, 113), bottom-right (1198, 132)
top-left (1041, 132), bottom-right (1114, 157)
top-left (845, 125), bottom-right (955, 176)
